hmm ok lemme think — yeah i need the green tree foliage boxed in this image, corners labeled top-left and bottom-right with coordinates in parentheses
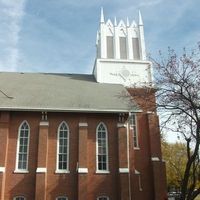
top-left (162, 142), bottom-right (187, 190)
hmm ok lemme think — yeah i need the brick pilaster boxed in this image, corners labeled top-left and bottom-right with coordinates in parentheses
top-left (0, 112), bottom-right (9, 200)
top-left (148, 113), bottom-right (167, 199)
top-left (77, 122), bottom-right (88, 200)
top-left (151, 160), bottom-right (167, 200)
top-left (35, 121), bottom-right (49, 200)
top-left (117, 123), bottom-right (130, 200)
top-left (148, 113), bottom-right (162, 158)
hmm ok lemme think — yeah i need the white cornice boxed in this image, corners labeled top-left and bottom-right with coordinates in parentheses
top-left (151, 157), bottom-right (160, 161)
top-left (79, 123), bottom-right (88, 127)
top-left (117, 123), bottom-right (127, 128)
top-left (135, 169), bottom-right (140, 174)
top-left (98, 58), bottom-right (151, 65)
top-left (39, 121), bottom-right (49, 126)
top-left (36, 167), bottom-right (47, 173)
top-left (119, 168), bottom-right (129, 173)
top-left (0, 167), bottom-right (5, 173)
top-left (78, 168), bottom-right (88, 173)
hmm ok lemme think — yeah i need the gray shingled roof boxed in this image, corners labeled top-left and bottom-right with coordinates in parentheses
top-left (0, 72), bottom-right (140, 113)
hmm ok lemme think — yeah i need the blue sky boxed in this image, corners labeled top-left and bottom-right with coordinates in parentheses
top-left (0, 0), bottom-right (199, 73)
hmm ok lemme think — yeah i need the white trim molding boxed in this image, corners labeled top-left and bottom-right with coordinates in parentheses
top-left (96, 122), bottom-right (109, 172)
top-left (134, 169), bottom-right (143, 191)
top-left (0, 167), bottom-right (5, 173)
top-left (117, 123), bottom-right (127, 128)
top-left (0, 106), bottom-right (141, 113)
top-left (13, 196), bottom-right (26, 200)
top-left (55, 170), bottom-right (70, 174)
top-left (14, 170), bottom-right (29, 174)
top-left (119, 168), bottom-right (129, 173)
top-left (78, 168), bottom-right (88, 173)
top-left (79, 122), bottom-right (88, 127)
top-left (96, 170), bottom-right (110, 174)
top-left (56, 121), bottom-right (70, 172)
top-left (130, 113), bottom-right (139, 148)
top-left (97, 195), bottom-right (109, 200)
top-left (135, 169), bottom-right (140, 175)
top-left (151, 157), bottom-right (160, 161)
top-left (147, 111), bottom-right (155, 114)
top-left (36, 167), bottom-right (47, 173)
top-left (15, 120), bottom-right (30, 172)
top-left (39, 121), bottom-right (49, 126)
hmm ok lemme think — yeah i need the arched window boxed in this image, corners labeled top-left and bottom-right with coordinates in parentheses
top-left (56, 196), bottom-right (68, 200)
top-left (130, 113), bottom-right (139, 148)
top-left (56, 122), bottom-right (69, 172)
top-left (96, 122), bottom-right (109, 171)
top-left (97, 196), bottom-right (109, 200)
top-left (13, 196), bottom-right (26, 200)
top-left (15, 121), bottom-right (30, 171)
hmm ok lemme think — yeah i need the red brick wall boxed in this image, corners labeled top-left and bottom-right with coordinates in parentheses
top-left (4, 112), bottom-right (40, 200)
top-left (130, 113), bottom-right (155, 200)
top-left (0, 109), bottom-right (166, 200)
top-left (127, 87), bottom-right (167, 199)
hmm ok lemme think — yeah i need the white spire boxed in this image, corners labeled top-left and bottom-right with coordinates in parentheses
top-left (114, 17), bottom-right (117, 26)
top-left (126, 17), bottom-right (130, 27)
top-left (138, 10), bottom-right (143, 25)
top-left (96, 31), bottom-right (99, 45)
top-left (100, 7), bottom-right (105, 23)
top-left (138, 10), bottom-right (146, 60)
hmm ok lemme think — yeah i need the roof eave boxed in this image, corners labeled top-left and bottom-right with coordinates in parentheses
top-left (0, 106), bottom-right (142, 113)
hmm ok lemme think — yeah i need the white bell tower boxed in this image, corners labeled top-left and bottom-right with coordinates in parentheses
top-left (93, 8), bottom-right (152, 87)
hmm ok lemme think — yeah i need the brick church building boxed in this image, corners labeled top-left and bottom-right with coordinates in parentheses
top-left (0, 9), bottom-right (166, 200)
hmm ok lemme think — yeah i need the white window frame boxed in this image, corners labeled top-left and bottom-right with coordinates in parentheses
top-left (56, 196), bottom-right (68, 200)
top-left (130, 113), bottom-right (139, 149)
top-left (55, 121), bottom-right (70, 173)
top-left (13, 196), bottom-right (26, 200)
top-left (96, 122), bottom-right (109, 173)
top-left (97, 196), bottom-right (109, 200)
top-left (15, 121), bottom-right (30, 173)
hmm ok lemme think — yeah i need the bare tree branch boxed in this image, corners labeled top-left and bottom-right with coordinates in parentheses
top-left (152, 43), bottom-right (200, 200)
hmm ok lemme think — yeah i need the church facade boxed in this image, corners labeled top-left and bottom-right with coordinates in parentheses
top-left (0, 9), bottom-right (166, 200)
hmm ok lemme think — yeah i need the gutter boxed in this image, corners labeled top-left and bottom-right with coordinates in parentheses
top-left (0, 106), bottom-right (143, 113)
